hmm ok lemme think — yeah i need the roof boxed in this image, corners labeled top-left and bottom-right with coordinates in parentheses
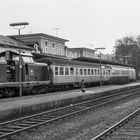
top-left (8, 33), bottom-right (69, 42)
top-left (32, 52), bottom-right (70, 60)
top-left (73, 57), bottom-right (135, 68)
top-left (69, 47), bottom-right (95, 53)
top-left (0, 50), bottom-right (33, 57)
top-left (37, 57), bottom-right (111, 68)
top-left (0, 35), bottom-right (34, 50)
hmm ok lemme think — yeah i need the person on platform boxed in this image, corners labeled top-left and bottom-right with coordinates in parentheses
top-left (81, 79), bottom-right (86, 93)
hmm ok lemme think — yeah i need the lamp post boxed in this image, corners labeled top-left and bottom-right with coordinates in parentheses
top-left (10, 22), bottom-right (29, 97)
top-left (95, 47), bottom-right (105, 86)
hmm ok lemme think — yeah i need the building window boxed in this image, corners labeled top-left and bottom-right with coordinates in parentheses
top-left (52, 43), bottom-right (55, 54)
top-left (59, 44), bottom-right (61, 55)
top-left (59, 44), bottom-right (63, 55)
top-left (34, 44), bottom-right (39, 53)
top-left (45, 41), bottom-right (48, 53)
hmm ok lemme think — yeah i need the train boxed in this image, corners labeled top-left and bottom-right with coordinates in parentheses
top-left (0, 50), bottom-right (136, 97)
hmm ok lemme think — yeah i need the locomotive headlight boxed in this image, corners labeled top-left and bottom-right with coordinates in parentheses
top-left (30, 69), bottom-right (34, 75)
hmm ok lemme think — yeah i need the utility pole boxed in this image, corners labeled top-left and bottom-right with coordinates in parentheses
top-left (10, 22), bottom-right (29, 96)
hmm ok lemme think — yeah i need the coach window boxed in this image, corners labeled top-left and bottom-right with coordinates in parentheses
top-left (108, 70), bottom-right (110, 75)
top-left (65, 67), bottom-right (69, 75)
top-left (88, 69), bottom-right (90, 75)
top-left (60, 67), bottom-right (64, 75)
top-left (55, 67), bottom-right (59, 75)
top-left (75, 68), bottom-right (78, 75)
top-left (70, 67), bottom-right (74, 75)
top-left (80, 68), bottom-right (83, 75)
top-left (84, 69), bottom-right (87, 75)
top-left (97, 69), bottom-right (100, 75)
top-left (91, 69), bottom-right (94, 75)
top-left (95, 69), bottom-right (97, 75)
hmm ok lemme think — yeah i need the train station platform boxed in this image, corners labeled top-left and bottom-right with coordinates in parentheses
top-left (0, 82), bottom-right (140, 122)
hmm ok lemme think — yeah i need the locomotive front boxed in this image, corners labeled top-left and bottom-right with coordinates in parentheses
top-left (0, 50), bottom-right (50, 97)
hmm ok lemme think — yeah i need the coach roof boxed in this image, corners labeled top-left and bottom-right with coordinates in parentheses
top-left (37, 57), bottom-right (111, 68)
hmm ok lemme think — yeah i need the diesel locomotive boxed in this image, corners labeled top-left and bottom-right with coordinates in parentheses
top-left (0, 50), bottom-right (50, 97)
top-left (0, 50), bottom-right (136, 97)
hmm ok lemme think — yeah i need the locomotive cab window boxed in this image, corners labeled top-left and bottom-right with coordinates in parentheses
top-left (22, 56), bottom-right (34, 63)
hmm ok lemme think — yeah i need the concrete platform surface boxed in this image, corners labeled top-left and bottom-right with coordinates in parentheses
top-left (0, 82), bottom-right (140, 122)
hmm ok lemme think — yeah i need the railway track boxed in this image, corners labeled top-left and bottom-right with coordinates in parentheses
top-left (92, 109), bottom-right (140, 140)
top-left (0, 88), bottom-right (140, 140)
top-left (91, 95), bottom-right (140, 140)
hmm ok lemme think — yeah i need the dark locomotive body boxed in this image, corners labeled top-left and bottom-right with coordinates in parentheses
top-left (0, 51), bottom-right (50, 97)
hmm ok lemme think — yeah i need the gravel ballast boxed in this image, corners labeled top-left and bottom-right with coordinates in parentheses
top-left (11, 93), bottom-right (140, 140)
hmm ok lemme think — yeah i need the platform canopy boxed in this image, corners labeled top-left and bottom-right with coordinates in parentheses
top-left (73, 57), bottom-right (135, 68)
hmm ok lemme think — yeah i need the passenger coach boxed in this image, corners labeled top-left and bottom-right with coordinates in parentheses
top-left (37, 57), bottom-right (112, 88)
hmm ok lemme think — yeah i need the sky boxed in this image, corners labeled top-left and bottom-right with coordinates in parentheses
top-left (1, 0), bottom-right (140, 54)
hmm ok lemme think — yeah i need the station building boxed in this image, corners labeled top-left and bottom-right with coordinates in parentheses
top-left (8, 33), bottom-right (113, 61)
top-left (66, 47), bottom-right (96, 59)
top-left (9, 33), bottom-right (98, 59)
top-left (9, 33), bottom-right (69, 57)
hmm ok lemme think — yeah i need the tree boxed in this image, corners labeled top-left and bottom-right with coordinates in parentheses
top-left (114, 36), bottom-right (140, 78)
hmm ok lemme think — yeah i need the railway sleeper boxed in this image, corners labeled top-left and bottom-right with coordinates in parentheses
top-left (6, 125), bottom-right (23, 129)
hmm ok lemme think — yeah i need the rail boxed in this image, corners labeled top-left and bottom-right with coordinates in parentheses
top-left (0, 88), bottom-right (140, 139)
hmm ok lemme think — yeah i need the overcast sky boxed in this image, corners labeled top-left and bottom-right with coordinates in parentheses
top-left (1, 0), bottom-right (140, 54)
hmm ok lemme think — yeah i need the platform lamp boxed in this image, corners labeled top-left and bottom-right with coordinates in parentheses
top-left (95, 47), bottom-right (105, 86)
top-left (10, 22), bottom-right (29, 97)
